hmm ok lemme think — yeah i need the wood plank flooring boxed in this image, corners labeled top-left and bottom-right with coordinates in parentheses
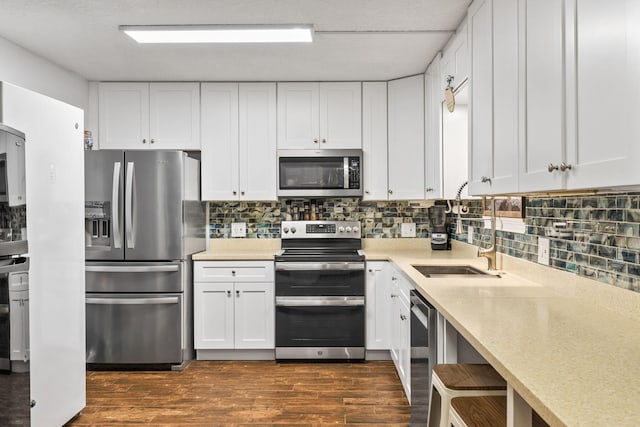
top-left (65, 360), bottom-right (411, 426)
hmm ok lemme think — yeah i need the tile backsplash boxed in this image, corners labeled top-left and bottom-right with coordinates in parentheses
top-left (449, 192), bottom-right (640, 292)
top-left (208, 199), bottom-right (434, 239)
top-left (208, 192), bottom-right (640, 293)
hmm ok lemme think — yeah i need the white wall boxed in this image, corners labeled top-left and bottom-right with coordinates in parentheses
top-left (0, 35), bottom-right (88, 114)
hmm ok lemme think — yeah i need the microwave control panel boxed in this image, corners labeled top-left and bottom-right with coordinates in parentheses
top-left (348, 157), bottom-right (361, 189)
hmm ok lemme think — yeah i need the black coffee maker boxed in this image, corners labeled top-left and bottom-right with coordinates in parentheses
top-left (429, 203), bottom-right (450, 250)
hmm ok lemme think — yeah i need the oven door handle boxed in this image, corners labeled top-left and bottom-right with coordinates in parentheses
top-left (86, 297), bottom-right (179, 305)
top-left (275, 262), bottom-right (365, 271)
top-left (276, 296), bottom-right (365, 307)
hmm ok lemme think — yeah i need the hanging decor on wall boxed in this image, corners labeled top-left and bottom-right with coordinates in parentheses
top-left (444, 75), bottom-right (456, 112)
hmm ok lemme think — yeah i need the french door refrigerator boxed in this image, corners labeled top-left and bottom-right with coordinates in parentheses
top-left (84, 150), bottom-right (205, 367)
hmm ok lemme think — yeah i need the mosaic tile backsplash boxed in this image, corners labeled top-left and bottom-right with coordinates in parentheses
top-left (208, 192), bottom-right (640, 293)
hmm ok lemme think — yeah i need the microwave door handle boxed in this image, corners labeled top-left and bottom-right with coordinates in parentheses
top-left (343, 157), bottom-right (349, 189)
top-left (125, 162), bottom-right (135, 249)
top-left (112, 162), bottom-right (122, 249)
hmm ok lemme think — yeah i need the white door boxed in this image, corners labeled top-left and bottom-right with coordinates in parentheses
top-left (518, 0), bottom-right (565, 192)
top-left (98, 82), bottom-right (149, 149)
top-left (149, 83), bottom-right (200, 150)
top-left (362, 82), bottom-right (388, 200)
top-left (568, 0), bottom-right (640, 189)
top-left (319, 82), bottom-right (362, 148)
top-left (387, 75), bottom-right (425, 200)
top-left (1, 82), bottom-right (86, 426)
top-left (440, 24), bottom-right (469, 92)
top-left (194, 282), bottom-right (235, 349)
top-left (365, 262), bottom-right (391, 350)
top-left (425, 57), bottom-right (442, 199)
top-left (467, 0), bottom-right (494, 196)
top-left (239, 83), bottom-right (277, 200)
top-left (398, 294), bottom-right (411, 400)
top-left (491, 0), bottom-right (519, 194)
top-left (277, 83), bottom-right (320, 149)
top-left (234, 283), bottom-right (274, 349)
top-left (389, 275), bottom-right (401, 368)
top-left (200, 83), bottom-right (239, 200)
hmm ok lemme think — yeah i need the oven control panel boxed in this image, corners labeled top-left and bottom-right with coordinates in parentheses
top-left (281, 221), bottom-right (361, 238)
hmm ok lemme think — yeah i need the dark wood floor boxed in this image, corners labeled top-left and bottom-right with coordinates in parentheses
top-left (66, 360), bottom-right (411, 425)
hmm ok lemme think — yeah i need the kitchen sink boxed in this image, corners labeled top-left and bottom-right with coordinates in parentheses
top-left (412, 265), bottom-right (500, 278)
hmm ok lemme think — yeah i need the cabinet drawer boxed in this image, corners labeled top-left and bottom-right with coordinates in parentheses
top-left (194, 261), bottom-right (274, 282)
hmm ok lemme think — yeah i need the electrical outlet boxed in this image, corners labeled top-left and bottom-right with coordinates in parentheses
top-left (538, 237), bottom-right (550, 265)
top-left (231, 222), bottom-right (247, 238)
top-left (401, 223), bottom-right (416, 238)
top-left (467, 225), bottom-right (474, 244)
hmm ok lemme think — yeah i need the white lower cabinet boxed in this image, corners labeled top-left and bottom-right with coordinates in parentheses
top-left (389, 268), bottom-right (412, 402)
top-left (10, 289), bottom-right (29, 363)
top-left (194, 261), bottom-right (274, 353)
top-left (365, 262), bottom-right (391, 350)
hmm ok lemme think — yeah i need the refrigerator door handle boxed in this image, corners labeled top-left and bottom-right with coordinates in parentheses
top-left (112, 162), bottom-right (122, 249)
top-left (86, 297), bottom-right (179, 305)
top-left (125, 161), bottom-right (135, 249)
top-left (85, 265), bottom-right (180, 273)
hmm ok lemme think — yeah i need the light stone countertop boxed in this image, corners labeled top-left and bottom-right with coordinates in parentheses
top-left (193, 238), bottom-right (640, 426)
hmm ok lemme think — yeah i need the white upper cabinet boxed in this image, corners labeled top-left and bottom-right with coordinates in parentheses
top-left (388, 75), bottom-right (425, 200)
top-left (277, 82), bottom-right (362, 149)
top-left (98, 82), bottom-right (200, 150)
top-left (440, 22), bottom-right (469, 92)
top-left (468, 0), bottom-right (519, 196)
top-left (518, 0), bottom-right (566, 192)
top-left (201, 83), bottom-right (277, 201)
top-left (425, 55), bottom-right (442, 199)
top-left (567, 0), bottom-right (640, 189)
top-left (362, 82), bottom-right (388, 200)
top-left (238, 83), bottom-right (277, 200)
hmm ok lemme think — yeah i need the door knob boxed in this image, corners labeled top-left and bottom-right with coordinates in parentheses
top-left (481, 176), bottom-right (492, 184)
top-left (313, 138), bottom-right (319, 144)
top-left (388, 190), bottom-right (393, 194)
top-left (560, 162), bottom-right (573, 172)
top-left (548, 163), bottom-right (559, 172)
top-left (150, 139), bottom-right (155, 144)
top-left (236, 290), bottom-right (240, 297)
top-left (322, 138), bottom-right (326, 143)
top-left (142, 139), bottom-right (147, 144)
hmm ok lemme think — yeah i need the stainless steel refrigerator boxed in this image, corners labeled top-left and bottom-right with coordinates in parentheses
top-left (84, 150), bottom-right (205, 367)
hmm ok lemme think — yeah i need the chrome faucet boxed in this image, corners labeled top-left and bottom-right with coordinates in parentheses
top-left (478, 196), bottom-right (497, 270)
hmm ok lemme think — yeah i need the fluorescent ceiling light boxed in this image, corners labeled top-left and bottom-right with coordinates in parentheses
top-left (120, 25), bottom-right (313, 44)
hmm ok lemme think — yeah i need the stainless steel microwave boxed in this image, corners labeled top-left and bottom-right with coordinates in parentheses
top-left (0, 124), bottom-right (26, 206)
top-left (277, 149), bottom-right (363, 197)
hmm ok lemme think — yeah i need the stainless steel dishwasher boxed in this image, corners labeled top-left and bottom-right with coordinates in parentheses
top-left (409, 290), bottom-right (437, 425)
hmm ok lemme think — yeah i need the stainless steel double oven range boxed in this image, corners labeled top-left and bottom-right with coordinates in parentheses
top-left (275, 220), bottom-right (365, 360)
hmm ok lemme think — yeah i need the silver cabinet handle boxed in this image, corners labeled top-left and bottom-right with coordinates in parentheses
top-left (236, 290), bottom-right (240, 297)
top-left (481, 176), bottom-right (492, 184)
top-left (368, 269), bottom-right (373, 273)
top-left (548, 163), bottom-right (559, 172)
top-left (112, 162), bottom-right (122, 249)
top-left (388, 190), bottom-right (393, 194)
top-left (150, 138), bottom-right (155, 144)
top-left (276, 296), bottom-right (365, 307)
top-left (231, 270), bottom-right (236, 276)
top-left (227, 290), bottom-right (231, 297)
top-left (400, 314), bottom-right (407, 321)
top-left (142, 139), bottom-right (147, 144)
top-left (233, 191), bottom-right (237, 195)
top-left (322, 138), bottom-right (326, 143)
top-left (313, 138), bottom-right (319, 143)
top-left (86, 297), bottom-right (179, 305)
top-left (390, 294), bottom-right (398, 299)
top-left (426, 187), bottom-right (434, 192)
top-left (276, 262), bottom-right (365, 271)
top-left (241, 191), bottom-right (245, 196)
top-left (125, 162), bottom-right (136, 249)
top-left (86, 265), bottom-right (180, 273)
top-left (560, 162), bottom-right (572, 172)
top-left (365, 190), bottom-right (370, 194)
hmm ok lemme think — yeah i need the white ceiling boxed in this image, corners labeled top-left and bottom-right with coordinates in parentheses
top-left (0, 0), bottom-right (471, 81)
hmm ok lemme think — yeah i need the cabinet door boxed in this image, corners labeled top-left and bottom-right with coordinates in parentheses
top-left (149, 83), bottom-right (200, 150)
top-left (490, 0), bottom-right (519, 194)
top-left (9, 293), bottom-right (27, 361)
top-left (234, 282), bottom-right (275, 349)
top-left (319, 82), bottom-right (362, 148)
top-left (194, 282), bottom-right (235, 349)
top-left (277, 83), bottom-right (320, 149)
top-left (362, 82), bottom-right (388, 200)
top-left (468, 0), bottom-right (494, 195)
top-left (389, 275), bottom-right (400, 368)
top-left (200, 83), bottom-right (239, 201)
top-left (441, 23), bottom-right (469, 92)
top-left (568, 0), bottom-right (640, 189)
top-left (388, 75), bottom-right (425, 200)
top-left (398, 294), bottom-right (411, 401)
top-left (425, 57), bottom-right (442, 199)
top-left (98, 82), bottom-right (149, 149)
top-left (239, 83), bottom-right (277, 200)
top-left (518, 0), bottom-right (565, 192)
top-left (365, 262), bottom-right (391, 350)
